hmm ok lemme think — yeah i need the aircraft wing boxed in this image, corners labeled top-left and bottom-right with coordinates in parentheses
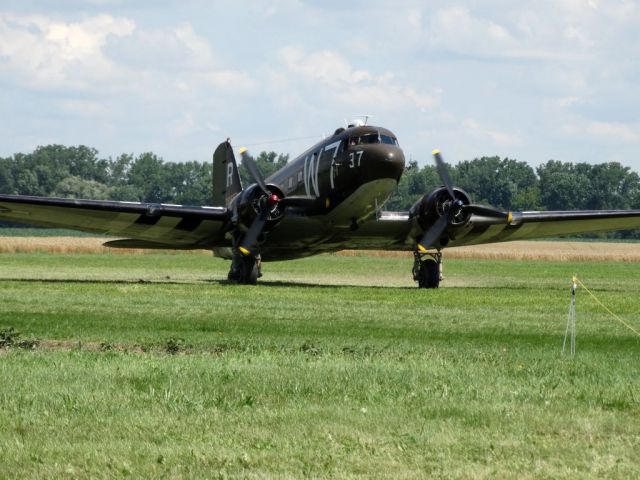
top-left (348, 209), bottom-right (640, 251)
top-left (0, 194), bottom-right (230, 248)
top-left (448, 210), bottom-right (640, 247)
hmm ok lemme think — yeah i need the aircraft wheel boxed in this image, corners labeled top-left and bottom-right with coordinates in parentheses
top-left (228, 254), bottom-right (260, 284)
top-left (418, 258), bottom-right (440, 289)
top-left (242, 256), bottom-right (259, 285)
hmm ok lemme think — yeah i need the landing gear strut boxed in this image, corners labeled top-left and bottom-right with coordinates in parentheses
top-left (228, 249), bottom-right (262, 285)
top-left (413, 250), bottom-right (442, 289)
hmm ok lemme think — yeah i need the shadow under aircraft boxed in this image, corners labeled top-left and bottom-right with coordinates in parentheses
top-left (2, 120), bottom-right (640, 288)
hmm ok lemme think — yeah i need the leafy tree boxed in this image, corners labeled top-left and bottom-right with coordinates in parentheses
top-left (7, 145), bottom-right (108, 196)
top-left (166, 161), bottom-right (212, 205)
top-left (126, 152), bottom-right (171, 203)
top-left (0, 158), bottom-right (15, 194)
top-left (511, 185), bottom-right (541, 211)
top-left (14, 169), bottom-right (40, 196)
top-left (537, 161), bottom-right (591, 210)
top-left (107, 154), bottom-right (134, 187)
top-left (53, 175), bottom-right (111, 200)
top-left (586, 162), bottom-right (640, 210)
top-left (456, 157), bottom-right (537, 209)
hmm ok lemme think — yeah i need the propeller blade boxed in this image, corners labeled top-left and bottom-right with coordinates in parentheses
top-left (240, 148), bottom-right (269, 195)
top-left (238, 208), bottom-right (268, 256)
top-left (416, 212), bottom-right (450, 252)
top-left (464, 204), bottom-right (510, 220)
top-left (432, 149), bottom-right (456, 200)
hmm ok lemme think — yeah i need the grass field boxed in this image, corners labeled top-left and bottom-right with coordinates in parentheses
top-left (1, 246), bottom-right (639, 478)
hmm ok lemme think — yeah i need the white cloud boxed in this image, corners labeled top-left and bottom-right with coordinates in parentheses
top-left (587, 121), bottom-right (640, 143)
top-left (462, 118), bottom-right (523, 147)
top-left (426, 6), bottom-right (592, 61)
top-left (277, 46), bottom-right (438, 111)
top-left (0, 13), bottom-right (134, 90)
top-left (280, 47), bottom-right (372, 88)
top-left (56, 98), bottom-right (111, 117)
top-left (107, 22), bottom-right (216, 72)
top-left (0, 12), bottom-right (256, 98)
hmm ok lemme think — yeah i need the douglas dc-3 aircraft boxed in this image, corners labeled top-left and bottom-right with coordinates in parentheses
top-left (2, 122), bottom-right (640, 288)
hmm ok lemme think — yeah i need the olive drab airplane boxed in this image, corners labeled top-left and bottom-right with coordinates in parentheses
top-left (2, 121), bottom-right (640, 288)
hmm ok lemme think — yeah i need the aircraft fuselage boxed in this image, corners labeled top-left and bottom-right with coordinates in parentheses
top-left (266, 125), bottom-right (405, 224)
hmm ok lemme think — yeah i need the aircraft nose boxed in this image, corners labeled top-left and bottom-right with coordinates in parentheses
top-left (372, 146), bottom-right (405, 182)
top-left (387, 148), bottom-right (405, 170)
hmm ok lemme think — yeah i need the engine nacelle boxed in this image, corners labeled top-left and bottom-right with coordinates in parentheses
top-left (231, 183), bottom-right (286, 227)
top-left (410, 187), bottom-right (472, 231)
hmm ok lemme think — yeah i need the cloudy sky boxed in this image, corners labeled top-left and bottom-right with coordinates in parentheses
top-left (1, 0), bottom-right (639, 170)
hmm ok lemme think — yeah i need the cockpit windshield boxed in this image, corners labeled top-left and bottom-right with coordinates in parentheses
top-left (349, 132), bottom-right (399, 146)
top-left (380, 134), bottom-right (398, 145)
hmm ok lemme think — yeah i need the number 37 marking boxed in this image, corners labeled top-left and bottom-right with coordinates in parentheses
top-left (348, 151), bottom-right (363, 168)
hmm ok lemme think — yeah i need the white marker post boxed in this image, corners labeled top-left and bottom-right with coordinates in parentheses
top-left (563, 275), bottom-right (577, 356)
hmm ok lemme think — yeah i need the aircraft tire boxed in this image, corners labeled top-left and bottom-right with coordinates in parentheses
top-left (228, 254), bottom-right (259, 285)
top-left (418, 258), bottom-right (440, 289)
top-left (240, 255), bottom-right (259, 285)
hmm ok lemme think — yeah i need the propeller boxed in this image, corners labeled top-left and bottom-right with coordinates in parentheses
top-left (416, 149), bottom-right (512, 252)
top-left (236, 148), bottom-right (277, 255)
top-left (236, 148), bottom-right (323, 255)
top-left (240, 148), bottom-right (270, 196)
top-left (238, 203), bottom-right (269, 256)
top-left (433, 149), bottom-right (455, 200)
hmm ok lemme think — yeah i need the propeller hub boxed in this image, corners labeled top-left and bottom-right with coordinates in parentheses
top-left (268, 193), bottom-right (280, 206)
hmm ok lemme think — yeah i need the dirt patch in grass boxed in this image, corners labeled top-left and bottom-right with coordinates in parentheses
top-left (36, 340), bottom-right (187, 355)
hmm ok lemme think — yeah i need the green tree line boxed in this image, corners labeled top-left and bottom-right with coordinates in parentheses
top-left (1, 145), bottom-right (639, 237)
top-left (0, 145), bottom-right (288, 205)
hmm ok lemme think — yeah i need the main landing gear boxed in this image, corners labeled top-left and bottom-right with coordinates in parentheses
top-left (227, 249), bottom-right (262, 285)
top-left (413, 250), bottom-right (442, 289)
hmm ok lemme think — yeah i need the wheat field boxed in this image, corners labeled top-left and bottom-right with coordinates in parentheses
top-left (1, 236), bottom-right (639, 262)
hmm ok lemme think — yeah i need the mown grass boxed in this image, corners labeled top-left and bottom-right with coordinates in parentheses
top-left (0, 251), bottom-right (639, 478)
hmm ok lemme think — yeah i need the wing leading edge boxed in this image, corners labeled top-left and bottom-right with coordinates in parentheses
top-left (0, 194), bottom-right (230, 248)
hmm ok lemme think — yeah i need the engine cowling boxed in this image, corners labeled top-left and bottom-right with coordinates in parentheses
top-left (232, 183), bottom-right (286, 229)
top-left (410, 187), bottom-right (472, 231)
